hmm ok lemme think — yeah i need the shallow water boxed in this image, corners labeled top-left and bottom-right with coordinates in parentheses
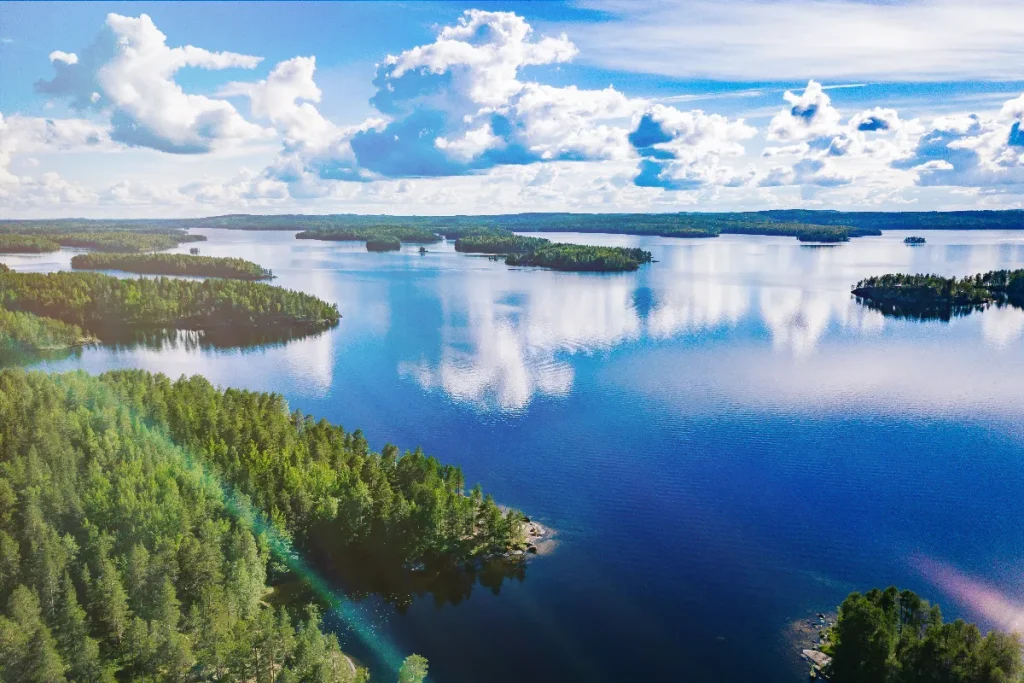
top-left (10, 228), bottom-right (1024, 682)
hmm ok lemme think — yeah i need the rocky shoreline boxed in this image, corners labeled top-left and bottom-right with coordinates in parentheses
top-left (786, 611), bottom-right (835, 680)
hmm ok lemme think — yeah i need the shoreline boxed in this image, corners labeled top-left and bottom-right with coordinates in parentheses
top-left (785, 611), bottom-right (836, 680)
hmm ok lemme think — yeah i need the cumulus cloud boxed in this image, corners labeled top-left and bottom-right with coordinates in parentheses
top-left (767, 80), bottom-right (843, 142)
top-left (36, 13), bottom-right (268, 154)
top-left (628, 104), bottom-right (756, 190)
top-left (347, 10), bottom-right (636, 178)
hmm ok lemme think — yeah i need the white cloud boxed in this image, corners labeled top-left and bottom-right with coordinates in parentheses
top-left (48, 51), bottom-right (78, 65)
top-left (36, 13), bottom-right (269, 154)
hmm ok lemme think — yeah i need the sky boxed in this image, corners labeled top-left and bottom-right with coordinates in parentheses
top-left (4, 0), bottom-right (1024, 217)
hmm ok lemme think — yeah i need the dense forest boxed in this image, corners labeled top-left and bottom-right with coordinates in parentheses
top-left (365, 238), bottom-right (401, 252)
top-left (0, 270), bottom-right (340, 341)
top-left (0, 369), bottom-right (453, 682)
top-left (71, 254), bottom-right (273, 281)
top-left (852, 269), bottom-right (1024, 319)
top-left (0, 223), bottom-right (205, 253)
top-left (797, 227), bottom-right (850, 243)
top-left (296, 227), bottom-right (440, 244)
top-left (817, 586), bottom-right (1021, 683)
top-left (506, 244), bottom-right (653, 271)
top-left (0, 307), bottom-right (93, 362)
top-left (453, 233), bottom-right (550, 255)
top-left (904, 237), bottom-right (927, 245)
top-left (0, 235), bottom-right (61, 253)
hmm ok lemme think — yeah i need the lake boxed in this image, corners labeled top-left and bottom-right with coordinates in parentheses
top-left (9, 228), bottom-right (1024, 682)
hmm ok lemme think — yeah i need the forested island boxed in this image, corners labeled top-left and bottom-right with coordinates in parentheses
top-left (0, 234), bottom-right (61, 253)
top-left (454, 233), bottom-right (549, 255)
top-left (904, 236), bottom-right (926, 245)
top-left (71, 253), bottom-right (273, 280)
top-left (453, 231), bottom-right (652, 272)
top-left (0, 368), bottom-right (502, 681)
top-left (797, 227), bottom-right (851, 243)
top-left (507, 244), bottom-right (653, 271)
top-left (0, 270), bottom-right (339, 344)
top-left (366, 237), bottom-right (402, 252)
top-left (852, 269), bottom-right (1024, 319)
top-left (803, 586), bottom-right (1020, 682)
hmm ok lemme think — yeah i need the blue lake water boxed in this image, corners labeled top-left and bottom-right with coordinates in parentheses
top-left (8, 228), bottom-right (1024, 682)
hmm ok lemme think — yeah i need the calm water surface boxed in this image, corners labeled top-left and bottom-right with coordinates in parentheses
top-left (9, 229), bottom-right (1024, 683)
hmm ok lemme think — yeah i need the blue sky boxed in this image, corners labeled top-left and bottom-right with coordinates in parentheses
top-left (3, 0), bottom-right (1024, 217)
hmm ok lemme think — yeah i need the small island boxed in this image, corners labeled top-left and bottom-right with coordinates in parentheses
top-left (0, 234), bottom-right (61, 253)
top-left (0, 269), bottom-right (340, 341)
top-left (904, 236), bottom-right (927, 245)
top-left (851, 269), bottom-right (1024, 319)
top-left (454, 229), bottom-right (653, 272)
top-left (797, 227), bottom-right (850, 243)
top-left (71, 253), bottom-right (273, 280)
top-left (506, 243), bottom-right (653, 272)
top-left (454, 232), bottom-right (550, 255)
top-left (366, 236), bottom-right (402, 252)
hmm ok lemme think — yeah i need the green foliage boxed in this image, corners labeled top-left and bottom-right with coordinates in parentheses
top-left (297, 226), bottom-right (440, 244)
top-left (0, 223), bottom-right (205, 254)
top-left (506, 243), bottom-right (653, 271)
top-left (366, 237), bottom-right (401, 252)
top-left (71, 253), bottom-right (273, 280)
top-left (0, 369), bottom-right (374, 682)
top-left (852, 269), bottom-right (1024, 319)
top-left (398, 654), bottom-right (429, 683)
top-left (0, 308), bottom-right (92, 358)
top-left (826, 586), bottom-right (1022, 683)
top-left (454, 232), bottom-right (550, 255)
top-left (0, 270), bottom-right (340, 339)
top-left (797, 227), bottom-right (850, 243)
top-left (0, 235), bottom-right (61, 253)
top-left (94, 369), bottom-right (525, 564)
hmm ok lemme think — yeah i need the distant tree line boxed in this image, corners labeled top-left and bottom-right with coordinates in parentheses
top-left (0, 223), bottom-right (205, 253)
top-left (71, 253), bottom-right (273, 281)
top-left (822, 586), bottom-right (1021, 683)
top-left (0, 235), bottom-right (61, 253)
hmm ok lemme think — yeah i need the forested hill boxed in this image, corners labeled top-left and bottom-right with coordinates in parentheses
top-left (0, 369), bottom-right (463, 682)
top-left (0, 270), bottom-right (339, 339)
top-left (71, 253), bottom-right (273, 280)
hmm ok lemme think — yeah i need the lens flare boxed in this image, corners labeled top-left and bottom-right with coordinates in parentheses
top-left (915, 555), bottom-right (1024, 633)
top-left (77, 376), bottom-right (408, 678)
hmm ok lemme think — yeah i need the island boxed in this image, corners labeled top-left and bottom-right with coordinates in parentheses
top-left (71, 253), bottom-right (274, 280)
top-left (801, 586), bottom-right (1020, 682)
top-left (0, 234), bottom-right (61, 253)
top-left (904, 236), bottom-right (927, 244)
top-left (797, 227), bottom-right (850, 243)
top-left (366, 236), bottom-right (402, 252)
top-left (0, 367), bottom-right (515, 681)
top-left (454, 232), bottom-right (550, 255)
top-left (506, 243), bottom-right (653, 271)
top-left (851, 269), bottom-right (1024, 318)
top-left (0, 269), bottom-right (340, 342)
